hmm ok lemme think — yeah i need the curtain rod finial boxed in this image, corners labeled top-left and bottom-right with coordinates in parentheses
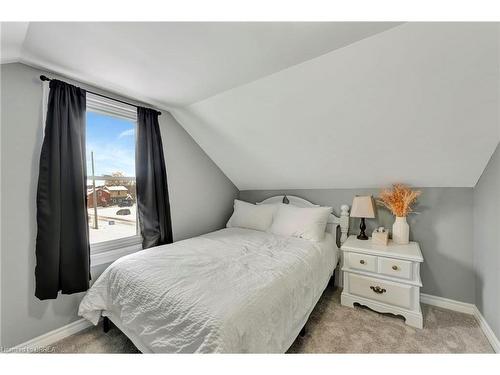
top-left (40, 75), bottom-right (51, 82)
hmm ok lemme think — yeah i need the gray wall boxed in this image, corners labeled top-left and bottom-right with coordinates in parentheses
top-left (239, 188), bottom-right (474, 303)
top-left (0, 63), bottom-right (237, 348)
top-left (160, 112), bottom-right (238, 241)
top-left (473, 142), bottom-right (500, 339)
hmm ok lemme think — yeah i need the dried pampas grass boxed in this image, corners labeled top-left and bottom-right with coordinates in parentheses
top-left (377, 184), bottom-right (421, 217)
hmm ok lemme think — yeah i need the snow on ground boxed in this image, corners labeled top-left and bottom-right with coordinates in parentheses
top-left (88, 204), bottom-right (138, 244)
top-left (88, 204), bottom-right (137, 221)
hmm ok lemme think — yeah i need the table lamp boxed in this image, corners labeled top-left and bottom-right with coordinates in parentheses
top-left (351, 195), bottom-right (376, 240)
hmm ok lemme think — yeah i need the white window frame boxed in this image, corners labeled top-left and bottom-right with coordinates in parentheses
top-left (86, 93), bottom-right (142, 266)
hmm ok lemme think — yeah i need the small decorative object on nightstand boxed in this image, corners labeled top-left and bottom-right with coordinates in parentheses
top-left (372, 227), bottom-right (389, 246)
top-left (377, 184), bottom-right (421, 245)
top-left (350, 196), bottom-right (376, 240)
top-left (340, 235), bottom-right (424, 328)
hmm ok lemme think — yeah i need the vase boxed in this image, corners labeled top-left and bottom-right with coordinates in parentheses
top-left (392, 216), bottom-right (409, 245)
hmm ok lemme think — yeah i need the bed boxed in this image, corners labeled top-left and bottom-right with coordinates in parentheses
top-left (78, 195), bottom-right (350, 353)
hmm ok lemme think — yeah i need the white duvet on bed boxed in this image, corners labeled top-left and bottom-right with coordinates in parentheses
top-left (78, 227), bottom-right (337, 353)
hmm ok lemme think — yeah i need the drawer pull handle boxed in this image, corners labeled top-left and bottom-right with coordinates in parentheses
top-left (370, 286), bottom-right (386, 294)
top-left (359, 260), bottom-right (366, 265)
top-left (392, 265), bottom-right (399, 271)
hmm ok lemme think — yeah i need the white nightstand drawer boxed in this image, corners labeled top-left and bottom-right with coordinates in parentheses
top-left (346, 252), bottom-right (377, 273)
top-left (347, 273), bottom-right (413, 309)
top-left (341, 236), bottom-right (424, 328)
top-left (379, 258), bottom-right (412, 280)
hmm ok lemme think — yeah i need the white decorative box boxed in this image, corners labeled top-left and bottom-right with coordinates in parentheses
top-left (372, 228), bottom-right (389, 246)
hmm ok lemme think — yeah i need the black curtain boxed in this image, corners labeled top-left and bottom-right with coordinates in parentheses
top-left (136, 107), bottom-right (173, 248)
top-left (35, 80), bottom-right (90, 300)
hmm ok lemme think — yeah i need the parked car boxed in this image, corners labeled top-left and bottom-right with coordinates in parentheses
top-left (116, 209), bottom-right (131, 216)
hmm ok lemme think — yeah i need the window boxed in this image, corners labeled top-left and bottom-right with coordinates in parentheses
top-left (86, 94), bottom-right (141, 253)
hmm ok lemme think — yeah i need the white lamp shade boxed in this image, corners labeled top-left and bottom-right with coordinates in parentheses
top-left (351, 196), bottom-right (376, 218)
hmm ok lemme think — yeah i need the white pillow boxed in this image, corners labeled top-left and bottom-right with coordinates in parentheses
top-left (226, 199), bottom-right (277, 232)
top-left (269, 204), bottom-right (332, 242)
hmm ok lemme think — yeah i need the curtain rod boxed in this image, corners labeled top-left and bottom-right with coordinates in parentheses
top-left (39, 75), bottom-right (162, 115)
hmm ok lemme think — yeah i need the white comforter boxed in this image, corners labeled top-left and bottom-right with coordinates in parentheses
top-left (78, 228), bottom-right (337, 353)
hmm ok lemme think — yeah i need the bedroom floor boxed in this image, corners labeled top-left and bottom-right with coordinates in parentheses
top-left (47, 285), bottom-right (493, 353)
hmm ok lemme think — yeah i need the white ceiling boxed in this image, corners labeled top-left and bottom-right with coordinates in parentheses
top-left (1, 22), bottom-right (499, 189)
top-left (173, 23), bottom-right (500, 189)
top-left (1, 22), bottom-right (400, 106)
top-left (0, 22), bottom-right (29, 63)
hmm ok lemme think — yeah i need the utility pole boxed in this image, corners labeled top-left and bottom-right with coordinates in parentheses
top-left (91, 151), bottom-right (98, 229)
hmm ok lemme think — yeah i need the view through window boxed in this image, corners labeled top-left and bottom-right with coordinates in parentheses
top-left (86, 111), bottom-right (138, 245)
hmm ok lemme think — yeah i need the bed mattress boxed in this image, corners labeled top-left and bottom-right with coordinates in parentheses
top-left (78, 227), bottom-right (338, 353)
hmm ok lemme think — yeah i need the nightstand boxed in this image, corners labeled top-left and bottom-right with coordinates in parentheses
top-left (340, 235), bottom-right (424, 328)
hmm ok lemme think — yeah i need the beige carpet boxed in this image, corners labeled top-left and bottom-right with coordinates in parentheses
top-left (47, 284), bottom-right (493, 353)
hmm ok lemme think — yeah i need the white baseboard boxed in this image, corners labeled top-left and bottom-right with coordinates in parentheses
top-left (6, 293), bottom-right (500, 354)
top-left (6, 318), bottom-right (92, 353)
top-left (420, 293), bottom-right (475, 315)
top-left (421, 293), bottom-right (499, 353)
top-left (472, 306), bottom-right (500, 353)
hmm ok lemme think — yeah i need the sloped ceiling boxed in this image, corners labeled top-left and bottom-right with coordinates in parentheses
top-left (0, 22), bottom-right (29, 63)
top-left (1, 22), bottom-right (400, 106)
top-left (173, 23), bottom-right (500, 189)
top-left (1, 22), bottom-right (499, 189)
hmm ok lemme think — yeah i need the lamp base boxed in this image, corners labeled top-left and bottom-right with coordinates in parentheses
top-left (357, 233), bottom-right (369, 240)
top-left (357, 217), bottom-right (369, 240)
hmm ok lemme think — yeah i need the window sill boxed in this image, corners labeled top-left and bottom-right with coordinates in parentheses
top-left (90, 236), bottom-right (143, 267)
